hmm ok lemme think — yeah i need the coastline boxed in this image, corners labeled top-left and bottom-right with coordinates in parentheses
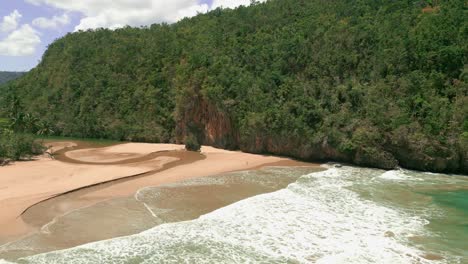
top-left (0, 140), bottom-right (319, 245)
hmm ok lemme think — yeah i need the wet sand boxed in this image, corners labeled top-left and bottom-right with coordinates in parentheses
top-left (0, 167), bottom-right (323, 261)
top-left (0, 141), bottom-right (319, 245)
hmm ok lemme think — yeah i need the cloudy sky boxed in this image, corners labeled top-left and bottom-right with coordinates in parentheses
top-left (0, 0), bottom-right (257, 71)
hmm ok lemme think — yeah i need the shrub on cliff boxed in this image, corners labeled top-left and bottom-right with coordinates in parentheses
top-left (185, 134), bottom-right (201, 152)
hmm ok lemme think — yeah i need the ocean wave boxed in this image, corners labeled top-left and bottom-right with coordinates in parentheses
top-left (378, 170), bottom-right (418, 181)
top-left (19, 167), bottom-right (451, 264)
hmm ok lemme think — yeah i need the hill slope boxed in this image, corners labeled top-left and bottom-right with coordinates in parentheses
top-left (1, 0), bottom-right (467, 173)
top-left (0, 72), bottom-right (25, 85)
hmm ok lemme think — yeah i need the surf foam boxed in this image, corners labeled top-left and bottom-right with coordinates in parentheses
top-left (21, 167), bottom-right (448, 264)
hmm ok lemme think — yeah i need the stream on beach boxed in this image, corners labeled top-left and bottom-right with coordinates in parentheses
top-left (0, 165), bottom-right (467, 263)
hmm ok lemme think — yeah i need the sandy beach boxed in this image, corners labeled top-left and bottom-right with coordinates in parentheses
top-left (0, 141), bottom-right (317, 244)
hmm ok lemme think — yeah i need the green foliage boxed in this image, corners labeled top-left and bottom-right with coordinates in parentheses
top-left (184, 134), bottom-right (201, 152)
top-left (0, 130), bottom-right (44, 162)
top-left (0, 0), bottom-right (466, 172)
top-left (462, 132), bottom-right (468, 139)
top-left (0, 118), bottom-right (10, 130)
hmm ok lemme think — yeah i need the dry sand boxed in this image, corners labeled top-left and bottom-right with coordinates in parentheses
top-left (0, 141), bottom-right (318, 244)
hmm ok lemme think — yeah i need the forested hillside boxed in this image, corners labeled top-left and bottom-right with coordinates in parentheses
top-left (0, 72), bottom-right (24, 85)
top-left (1, 0), bottom-right (466, 173)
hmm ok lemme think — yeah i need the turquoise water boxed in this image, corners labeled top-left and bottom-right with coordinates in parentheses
top-left (422, 190), bottom-right (468, 256)
top-left (0, 166), bottom-right (467, 263)
top-left (430, 190), bottom-right (468, 217)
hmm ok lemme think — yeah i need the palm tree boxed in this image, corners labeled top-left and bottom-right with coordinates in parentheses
top-left (10, 112), bottom-right (25, 132)
top-left (36, 120), bottom-right (55, 156)
top-left (23, 113), bottom-right (39, 133)
top-left (36, 120), bottom-right (54, 137)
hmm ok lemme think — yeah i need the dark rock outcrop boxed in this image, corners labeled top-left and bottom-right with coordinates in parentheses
top-left (177, 104), bottom-right (467, 174)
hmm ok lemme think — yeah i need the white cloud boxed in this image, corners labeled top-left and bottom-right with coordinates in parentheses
top-left (24, 0), bottom-right (266, 31)
top-left (0, 10), bottom-right (22, 33)
top-left (212, 0), bottom-right (267, 9)
top-left (211, 0), bottom-right (252, 9)
top-left (32, 13), bottom-right (70, 29)
top-left (25, 0), bottom-right (209, 31)
top-left (0, 24), bottom-right (41, 56)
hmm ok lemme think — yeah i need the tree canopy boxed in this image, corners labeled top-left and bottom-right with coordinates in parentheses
top-left (1, 0), bottom-right (466, 173)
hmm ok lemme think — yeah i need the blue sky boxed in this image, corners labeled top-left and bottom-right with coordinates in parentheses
top-left (0, 0), bottom-right (255, 72)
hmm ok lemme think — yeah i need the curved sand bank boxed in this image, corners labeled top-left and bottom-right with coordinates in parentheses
top-left (0, 142), bottom-right (181, 242)
top-left (62, 143), bottom-right (186, 165)
top-left (0, 141), bottom-right (318, 244)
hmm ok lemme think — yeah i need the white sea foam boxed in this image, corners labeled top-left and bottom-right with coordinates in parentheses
top-left (378, 169), bottom-right (424, 182)
top-left (19, 167), bottom-right (450, 264)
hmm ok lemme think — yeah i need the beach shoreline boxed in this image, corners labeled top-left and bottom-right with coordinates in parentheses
top-left (0, 140), bottom-right (320, 246)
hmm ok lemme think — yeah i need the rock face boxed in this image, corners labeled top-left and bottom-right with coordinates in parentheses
top-left (176, 95), bottom-right (238, 150)
top-left (386, 129), bottom-right (466, 173)
top-left (176, 103), bottom-right (467, 174)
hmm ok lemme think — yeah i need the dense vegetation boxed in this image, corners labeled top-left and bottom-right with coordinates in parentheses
top-left (0, 129), bottom-right (43, 164)
top-left (0, 0), bottom-right (466, 173)
top-left (0, 118), bottom-right (44, 164)
top-left (0, 96), bottom-right (47, 163)
top-left (0, 72), bottom-right (25, 85)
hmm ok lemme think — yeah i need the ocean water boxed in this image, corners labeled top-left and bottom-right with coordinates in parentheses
top-left (1, 166), bottom-right (467, 263)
